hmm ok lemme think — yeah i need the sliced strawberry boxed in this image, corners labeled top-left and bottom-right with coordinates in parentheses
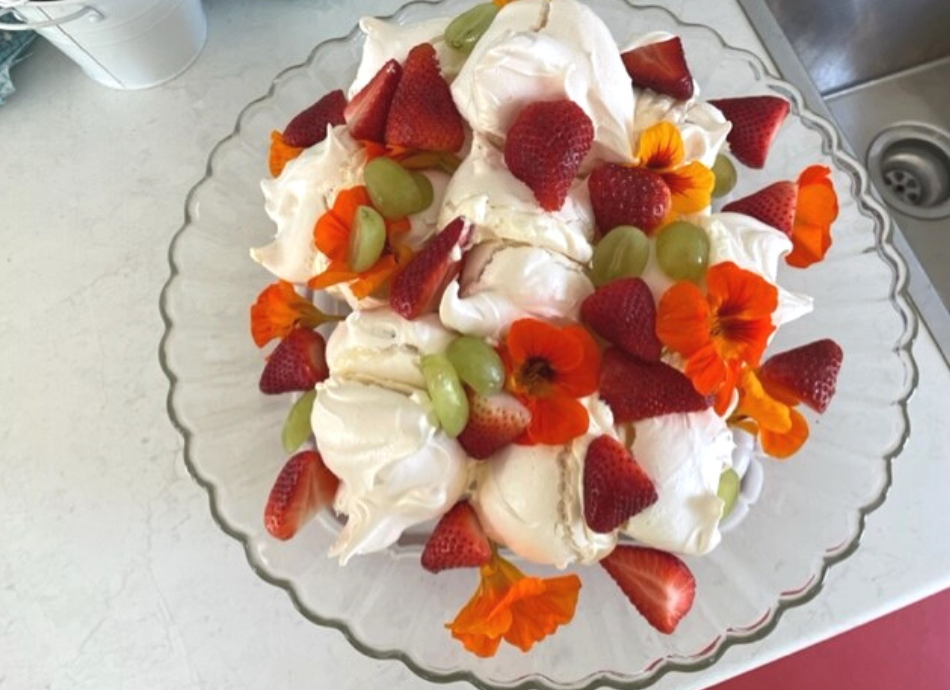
top-left (588, 164), bottom-right (672, 235)
top-left (344, 59), bottom-right (402, 143)
top-left (600, 348), bottom-right (709, 423)
top-left (583, 436), bottom-right (657, 534)
top-left (282, 89), bottom-right (347, 148)
top-left (708, 95), bottom-right (790, 169)
top-left (581, 278), bottom-right (661, 362)
top-left (722, 180), bottom-right (798, 235)
top-left (384, 43), bottom-right (465, 153)
top-left (600, 545), bottom-right (696, 634)
top-left (421, 501), bottom-right (492, 573)
top-left (390, 217), bottom-right (471, 320)
top-left (259, 327), bottom-right (329, 394)
top-left (458, 391), bottom-right (531, 460)
top-left (264, 450), bottom-right (340, 540)
top-left (504, 99), bottom-right (594, 211)
top-left (758, 339), bottom-right (843, 413)
top-left (621, 37), bottom-right (694, 101)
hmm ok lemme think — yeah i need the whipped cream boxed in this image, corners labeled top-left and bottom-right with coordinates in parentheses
top-left (623, 409), bottom-right (734, 555)
top-left (313, 379), bottom-right (469, 564)
top-left (439, 241), bottom-right (594, 340)
top-left (325, 308), bottom-right (455, 390)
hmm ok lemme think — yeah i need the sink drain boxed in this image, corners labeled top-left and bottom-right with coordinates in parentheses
top-left (868, 123), bottom-right (950, 220)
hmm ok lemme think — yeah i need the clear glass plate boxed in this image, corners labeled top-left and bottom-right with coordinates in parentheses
top-left (159, 1), bottom-right (918, 688)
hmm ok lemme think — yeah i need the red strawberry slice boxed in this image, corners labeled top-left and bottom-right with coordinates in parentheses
top-left (588, 164), bottom-right (672, 235)
top-left (583, 436), bottom-right (658, 534)
top-left (457, 391), bottom-right (531, 460)
top-left (385, 43), bottom-right (465, 153)
top-left (600, 545), bottom-right (696, 634)
top-left (282, 89), bottom-right (347, 148)
top-left (758, 338), bottom-right (843, 413)
top-left (722, 180), bottom-right (798, 235)
top-left (600, 348), bottom-right (709, 423)
top-left (708, 95), bottom-right (790, 169)
top-left (259, 327), bottom-right (329, 394)
top-left (421, 501), bottom-right (492, 573)
top-left (390, 217), bottom-right (471, 320)
top-left (581, 278), bottom-right (662, 362)
top-left (264, 450), bottom-right (340, 540)
top-left (504, 99), bottom-right (594, 212)
top-left (344, 59), bottom-right (403, 143)
top-left (621, 36), bottom-right (694, 101)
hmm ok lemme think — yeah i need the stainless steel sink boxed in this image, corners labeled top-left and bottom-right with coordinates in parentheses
top-left (739, 0), bottom-right (950, 364)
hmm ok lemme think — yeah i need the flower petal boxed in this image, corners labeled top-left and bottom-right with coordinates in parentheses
top-left (523, 395), bottom-right (590, 446)
top-left (268, 130), bottom-right (303, 177)
top-left (506, 319), bottom-right (584, 374)
top-left (664, 161), bottom-right (715, 214)
top-left (734, 368), bottom-right (792, 433)
top-left (760, 406), bottom-right (809, 459)
top-left (313, 186), bottom-right (372, 263)
top-left (555, 326), bottom-right (601, 397)
top-left (249, 281), bottom-right (337, 347)
top-left (636, 122), bottom-right (685, 172)
top-left (656, 281), bottom-right (712, 357)
top-left (684, 342), bottom-right (727, 397)
top-left (502, 575), bottom-right (581, 652)
top-left (787, 165), bottom-right (838, 268)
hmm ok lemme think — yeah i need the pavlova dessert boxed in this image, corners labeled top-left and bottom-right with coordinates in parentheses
top-left (248, 0), bottom-right (843, 657)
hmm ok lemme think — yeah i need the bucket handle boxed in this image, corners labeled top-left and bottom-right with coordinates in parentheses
top-left (0, 4), bottom-right (103, 30)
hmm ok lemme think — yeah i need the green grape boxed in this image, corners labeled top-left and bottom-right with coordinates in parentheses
top-left (281, 390), bottom-right (316, 453)
top-left (655, 221), bottom-right (710, 283)
top-left (445, 3), bottom-right (499, 55)
top-left (446, 336), bottom-right (505, 396)
top-left (711, 154), bottom-right (738, 198)
top-left (718, 468), bottom-right (741, 519)
top-left (590, 225), bottom-right (650, 286)
top-left (420, 354), bottom-right (469, 437)
top-left (411, 171), bottom-right (434, 211)
top-left (364, 157), bottom-right (428, 219)
top-left (348, 205), bottom-right (386, 272)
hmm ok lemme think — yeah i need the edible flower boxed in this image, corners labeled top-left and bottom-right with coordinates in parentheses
top-left (267, 130), bottom-right (304, 177)
top-left (634, 121), bottom-right (716, 214)
top-left (309, 186), bottom-right (412, 299)
top-left (361, 140), bottom-right (462, 174)
top-left (656, 262), bottom-right (777, 412)
top-left (787, 165), bottom-right (839, 268)
top-left (250, 280), bottom-right (340, 347)
top-left (447, 550), bottom-right (581, 657)
top-left (730, 367), bottom-right (809, 459)
top-left (500, 319), bottom-right (601, 445)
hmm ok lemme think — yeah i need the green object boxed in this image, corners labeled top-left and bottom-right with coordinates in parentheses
top-left (420, 354), bottom-right (469, 438)
top-left (590, 225), bottom-right (651, 286)
top-left (348, 205), bottom-right (386, 272)
top-left (446, 336), bottom-right (505, 396)
top-left (718, 468), bottom-right (741, 519)
top-left (410, 171), bottom-right (434, 211)
top-left (281, 390), bottom-right (316, 453)
top-left (711, 154), bottom-right (738, 198)
top-left (445, 3), bottom-right (499, 55)
top-left (364, 157), bottom-right (431, 219)
top-left (655, 221), bottom-right (711, 283)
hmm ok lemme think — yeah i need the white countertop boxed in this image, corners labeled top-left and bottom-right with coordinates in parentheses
top-left (3, 1), bottom-right (949, 689)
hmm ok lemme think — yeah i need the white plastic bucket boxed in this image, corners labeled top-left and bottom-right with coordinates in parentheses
top-left (0, 0), bottom-right (207, 90)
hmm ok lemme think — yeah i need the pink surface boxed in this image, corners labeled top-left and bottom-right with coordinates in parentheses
top-left (708, 588), bottom-right (950, 690)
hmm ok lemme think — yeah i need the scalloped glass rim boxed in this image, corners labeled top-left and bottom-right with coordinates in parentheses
top-left (159, 1), bottom-right (918, 688)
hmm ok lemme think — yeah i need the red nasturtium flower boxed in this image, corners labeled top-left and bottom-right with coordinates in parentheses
top-left (634, 121), bottom-right (716, 215)
top-left (730, 367), bottom-right (809, 459)
top-left (448, 551), bottom-right (581, 658)
top-left (787, 165), bottom-right (839, 268)
top-left (499, 319), bottom-right (601, 446)
top-left (249, 280), bottom-right (340, 347)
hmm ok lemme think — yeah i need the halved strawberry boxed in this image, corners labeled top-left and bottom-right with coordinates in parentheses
top-left (421, 501), bottom-right (492, 573)
top-left (385, 43), bottom-right (465, 153)
top-left (259, 327), bottom-right (329, 394)
top-left (344, 59), bottom-right (402, 143)
top-left (708, 95), bottom-right (790, 169)
top-left (581, 278), bottom-right (661, 362)
top-left (264, 450), bottom-right (340, 540)
top-left (599, 348), bottom-right (708, 423)
top-left (504, 99), bottom-right (594, 211)
top-left (621, 37), bottom-right (694, 101)
top-left (390, 217), bottom-right (471, 320)
top-left (457, 391), bottom-right (531, 460)
top-left (282, 89), bottom-right (347, 148)
top-left (600, 545), bottom-right (696, 634)
top-left (588, 164), bottom-right (672, 235)
top-left (722, 180), bottom-right (797, 235)
top-left (758, 339), bottom-right (843, 413)
top-left (583, 436), bottom-right (657, 534)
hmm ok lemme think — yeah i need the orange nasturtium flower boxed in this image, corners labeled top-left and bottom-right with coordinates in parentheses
top-left (500, 319), bottom-right (601, 446)
top-left (634, 121), bottom-right (716, 215)
top-left (656, 262), bottom-right (778, 412)
top-left (492, 0), bottom-right (521, 8)
top-left (249, 280), bottom-right (340, 347)
top-left (308, 186), bottom-right (412, 300)
top-left (730, 367), bottom-right (809, 459)
top-left (787, 165), bottom-right (839, 268)
top-left (448, 551), bottom-right (581, 658)
top-left (267, 130), bottom-right (304, 177)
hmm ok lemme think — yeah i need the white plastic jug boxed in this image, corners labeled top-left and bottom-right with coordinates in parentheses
top-left (0, 0), bottom-right (207, 90)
